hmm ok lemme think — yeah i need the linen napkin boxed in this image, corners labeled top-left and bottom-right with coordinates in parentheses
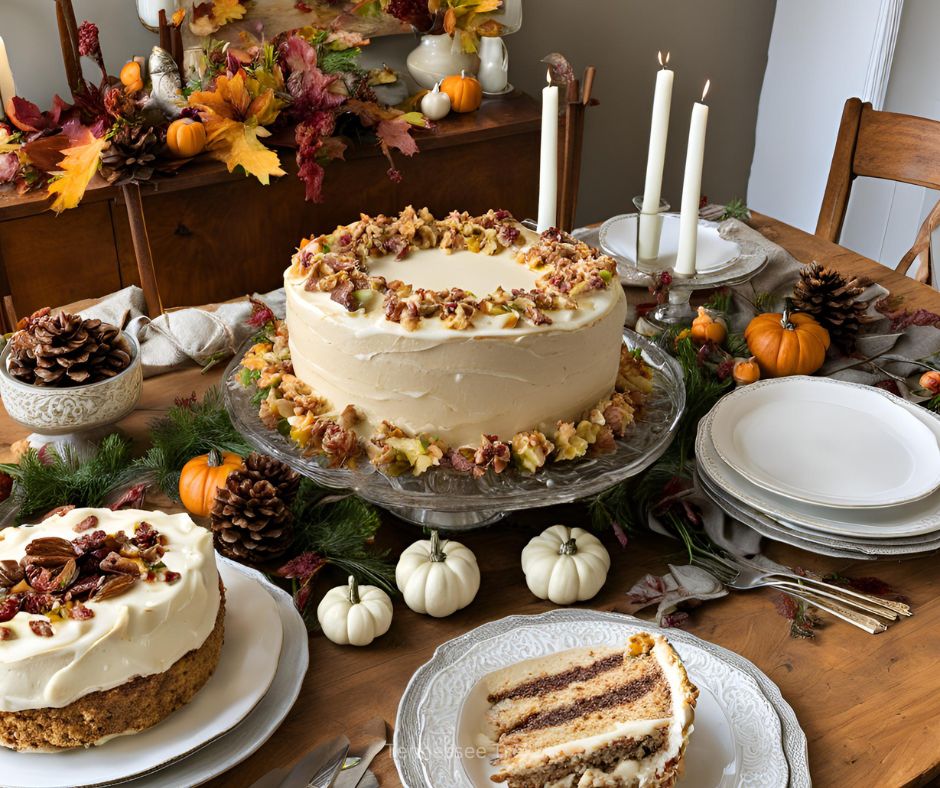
top-left (79, 286), bottom-right (286, 378)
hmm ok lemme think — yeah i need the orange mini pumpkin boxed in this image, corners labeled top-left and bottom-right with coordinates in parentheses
top-left (920, 369), bottom-right (940, 395)
top-left (179, 449), bottom-right (244, 517)
top-left (440, 70), bottom-right (483, 113)
top-left (745, 302), bottom-right (831, 378)
top-left (733, 356), bottom-right (761, 386)
top-left (166, 117), bottom-right (208, 158)
top-left (690, 306), bottom-right (727, 345)
top-left (120, 61), bottom-right (144, 95)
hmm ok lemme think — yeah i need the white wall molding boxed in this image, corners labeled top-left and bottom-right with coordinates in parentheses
top-left (862, 0), bottom-right (904, 109)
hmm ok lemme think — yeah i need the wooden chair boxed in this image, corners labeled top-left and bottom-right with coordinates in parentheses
top-left (817, 97), bottom-right (940, 285)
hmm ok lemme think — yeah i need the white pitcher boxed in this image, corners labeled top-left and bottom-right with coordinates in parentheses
top-left (477, 36), bottom-right (509, 93)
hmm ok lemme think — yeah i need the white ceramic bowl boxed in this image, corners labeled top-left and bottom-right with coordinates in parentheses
top-left (0, 331), bottom-right (142, 436)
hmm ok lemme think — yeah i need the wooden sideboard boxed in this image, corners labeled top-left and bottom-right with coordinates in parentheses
top-left (0, 93), bottom-right (540, 322)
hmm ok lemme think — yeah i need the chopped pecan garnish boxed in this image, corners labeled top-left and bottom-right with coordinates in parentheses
top-left (29, 620), bottom-right (53, 637)
top-left (0, 626), bottom-right (14, 640)
top-left (73, 515), bottom-right (99, 533)
top-left (99, 552), bottom-right (141, 576)
top-left (0, 560), bottom-right (23, 588)
top-left (41, 505), bottom-right (75, 520)
top-left (68, 602), bottom-right (95, 620)
top-left (93, 574), bottom-right (137, 601)
top-left (56, 559), bottom-right (79, 590)
top-left (0, 596), bottom-right (20, 622)
top-left (139, 544), bottom-right (165, 566)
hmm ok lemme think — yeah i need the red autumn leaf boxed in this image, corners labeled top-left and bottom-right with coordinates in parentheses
top-left (22, 134), bottom-right (71, 173)
top-left (377, 117), bottom-right (419, 157)
top-left (7, 96), bottom-right (49, 133)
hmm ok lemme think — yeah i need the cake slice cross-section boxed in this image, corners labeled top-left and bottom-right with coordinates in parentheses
top-left (485, 633), bottom-right (697, 787)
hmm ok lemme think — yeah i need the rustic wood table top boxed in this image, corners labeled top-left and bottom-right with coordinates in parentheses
top-left (1, 214), bottom-right (938, 788)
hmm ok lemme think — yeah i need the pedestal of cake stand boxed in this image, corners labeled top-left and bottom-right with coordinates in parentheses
top-left (381, 505), bottom-right (507, 530)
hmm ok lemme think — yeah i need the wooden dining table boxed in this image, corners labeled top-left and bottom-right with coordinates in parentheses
top-left (1, 212), bottom-right (938, 788)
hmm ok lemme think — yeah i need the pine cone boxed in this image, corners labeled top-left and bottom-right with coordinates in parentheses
top-left (792, 263), bottom-right (869, 351)
top-left (8, 308), bottom-right (131, 386)
top-left (209, 453), bottom-right (300, 563)
top-left (101, 125), bottom-right (162, 185)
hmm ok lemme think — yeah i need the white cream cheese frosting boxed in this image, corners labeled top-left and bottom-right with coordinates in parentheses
top-left (284, 230), bottom-right (628, 446)
top-left (0, 508), bottom-right (220, 712)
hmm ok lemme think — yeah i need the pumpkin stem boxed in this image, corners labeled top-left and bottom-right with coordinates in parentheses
top-left (781, 298), bottom-right (795, 330)
top-left (347, 575), bottom-right (360, 605)
top-left (429, 529), bottom-right (447, 562)
top-left (207, 448), bottom-right (222, 467)
top-left (559, 538), bottom-right (578, 556)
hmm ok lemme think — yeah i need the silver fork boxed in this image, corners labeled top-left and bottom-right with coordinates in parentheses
top-left (726, 554), bottom-right (912, 617)
top-left (692, 554), bottom-right (889, 634)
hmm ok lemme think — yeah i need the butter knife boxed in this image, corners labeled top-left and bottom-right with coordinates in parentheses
top-left (332, 718), bottom-right (387, 788)
top-left (281, 734), bottom-right (349, 788)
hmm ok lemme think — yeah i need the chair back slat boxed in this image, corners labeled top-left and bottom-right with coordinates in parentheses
top-left (853, 108), bottom-right (940, 189)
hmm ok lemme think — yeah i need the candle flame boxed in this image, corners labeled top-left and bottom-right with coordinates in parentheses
top-left (658, 51), bottom-right (670, 68)
top-left (546, 68), bottom-right (552, 85)
top-left (701, 79), bottom-right (710, 102)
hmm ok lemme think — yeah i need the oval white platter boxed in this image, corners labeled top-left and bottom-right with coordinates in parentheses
top-left (697, 388), bottom-right (940, 539)
top-left (598, 213), bottom-right (741, 274)
top-left (394, 610), bottom-right (809, 788)
top-left (1, 557), bottom-right (308, 788)
top-left (709, 377), bottom-right (940, 509)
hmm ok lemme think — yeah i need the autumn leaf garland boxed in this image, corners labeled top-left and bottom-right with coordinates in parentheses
top-left (188, 70), bottom-right (287, 185)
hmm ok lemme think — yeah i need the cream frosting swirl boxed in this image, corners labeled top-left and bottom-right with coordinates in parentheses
top-left (0, 508), bottom-right (220, 712)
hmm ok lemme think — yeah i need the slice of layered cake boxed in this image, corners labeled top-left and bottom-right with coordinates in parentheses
top-left (486, 633), bottom-right (697, 787)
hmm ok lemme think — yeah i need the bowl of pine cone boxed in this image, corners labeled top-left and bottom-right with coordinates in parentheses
top-left (0, 308), bottom-right (142, 453)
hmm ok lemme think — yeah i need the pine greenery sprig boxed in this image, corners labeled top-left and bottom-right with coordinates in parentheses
top-left (134, 388), bottom-right (253, 501)
top-left (589, 336), bottom-right (732, 534)
top-left (0, 434), bottom-right (135, 523)
top-left (290, 480), bottom-right (395, 594)
top-left (720, 197), bottom-right (750, 222)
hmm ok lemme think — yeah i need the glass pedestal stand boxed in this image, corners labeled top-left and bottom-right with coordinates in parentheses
top-left (224, 332), bottom-right (686, 532)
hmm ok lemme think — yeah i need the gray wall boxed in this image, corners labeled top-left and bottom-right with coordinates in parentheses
top-left (1, 0), bottom-right (776, 227)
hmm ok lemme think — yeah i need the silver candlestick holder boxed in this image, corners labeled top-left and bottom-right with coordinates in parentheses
top-left (632, 195), bottom-right (670, 273)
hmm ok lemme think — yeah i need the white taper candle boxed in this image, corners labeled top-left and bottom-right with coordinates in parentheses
top-left (0, 37), bottom-right (15, 120)
top-left (674, 80), bottom-right (710, 277)
top-left (638, 52), bottom-right (674, 260)
top-left (537, 69), bottom-right (558, 233)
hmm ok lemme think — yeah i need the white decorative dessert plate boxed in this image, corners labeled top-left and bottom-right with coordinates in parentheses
top-left (598, 213), bottom-right (741, 273)
top-left (2, 558), bottom-right (307, 788)
top-left (709, 377), bottom-right (940, 509)
top-left (394, 610), bottom-right (809, 788)
top-left (696, 398), bottom-right (940, 539)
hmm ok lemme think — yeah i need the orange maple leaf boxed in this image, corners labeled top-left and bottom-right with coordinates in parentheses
top-left (171, 7), bottom-right (186, 26)
top-left (212, 0), bottom-right (247, 25)
top-left (189, 71), bottom-right (285, 185)
top-left (46, 130), bottom-right (108, 214)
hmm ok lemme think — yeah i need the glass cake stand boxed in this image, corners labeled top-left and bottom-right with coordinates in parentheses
top-left (223, 330), bottom-right (685, 531)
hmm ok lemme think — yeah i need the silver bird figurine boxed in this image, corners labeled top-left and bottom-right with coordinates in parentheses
top-left (147, 46), bottom-right (183, 118)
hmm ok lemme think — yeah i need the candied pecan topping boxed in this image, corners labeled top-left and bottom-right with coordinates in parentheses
top-left (0, 626), bottom-right (13, 640)
top-left (99, 552), bottom-right (141, 576)
top-left (0, 560), bottom-right (24, 588)
top-left (73, 515), bottom-right (99, 533)
top-left (24, 537), bottom-right (78, 568)
top-left (93, 574), bottom-right (137, 601)
top-left (0, 597), bottom-right (20, 622)
top-left (29, 620), bottom-right (53, 637)
top-left (41, 505), bottom-right (75, 520)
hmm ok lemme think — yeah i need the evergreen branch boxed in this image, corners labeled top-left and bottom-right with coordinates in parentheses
top-left (134, 387), bottom-right (253, 501)
top-left (0, 434), bottom-right (135, 523)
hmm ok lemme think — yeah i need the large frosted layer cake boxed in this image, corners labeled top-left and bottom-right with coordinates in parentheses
top-left (242, 207), bottom-right (651, 476)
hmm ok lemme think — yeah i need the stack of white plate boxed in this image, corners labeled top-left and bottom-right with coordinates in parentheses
top-left (697, 376), bottom-right (940, 559)
top-left (393, 609), bottom-right (810, 787)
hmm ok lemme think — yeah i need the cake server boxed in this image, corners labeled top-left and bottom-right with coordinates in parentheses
top-left (333, 718), bottom-right (387, 788)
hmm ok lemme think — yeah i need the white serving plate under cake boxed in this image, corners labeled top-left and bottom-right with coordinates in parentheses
top-left (2, 558), bottom-right (308, 788)
top-left (394, 610), bottom-right (810, 788)
top-left (708, 377), bottom-right (940, 509)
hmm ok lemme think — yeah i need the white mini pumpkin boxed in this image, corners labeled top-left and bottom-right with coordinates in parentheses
top-left (316, 575), bottom-right (393, 646)
top-left (521, 525), bottom-right (611, 605)
top-left (420, 81), bottom-right (451, 121)
top-left (396, 529), bottom-right (480, 617)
